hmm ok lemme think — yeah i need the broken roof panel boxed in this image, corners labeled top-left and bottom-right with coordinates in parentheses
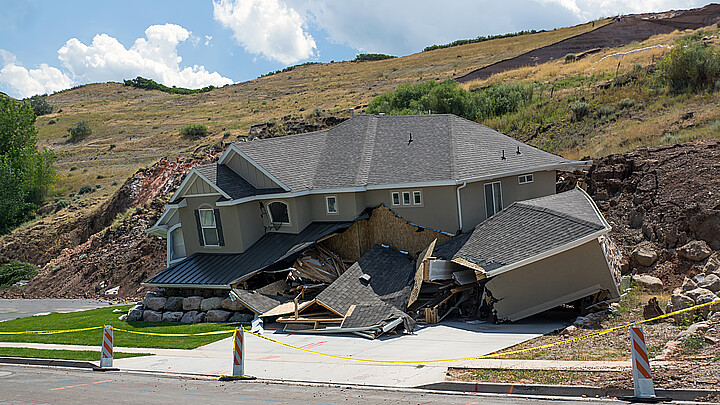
top-left (230, 288), bottom-right (291, 315)
top-left (435, 188), bottom-right (609, 275)
top-left (143, 221), bottom-right (353, 288)
top-left (232, 115), bottom-right (587, 193)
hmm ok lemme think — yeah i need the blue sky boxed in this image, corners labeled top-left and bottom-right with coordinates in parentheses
top-left (0, 0), bottom-right (711, 98)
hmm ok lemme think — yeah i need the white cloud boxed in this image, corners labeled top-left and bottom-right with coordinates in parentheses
top-left (213, 0), bottom-right (317, 65)
top-left (57, 23), bottom-right (233, 89)
top-left (205, 35), bottom-right (213, 46)
top-left (539, 0), bottom-right (705, 20)
top-left (0, 50), bottom-right (72, 98)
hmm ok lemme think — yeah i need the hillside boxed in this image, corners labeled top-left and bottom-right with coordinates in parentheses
top-left (2, 6), bottom-right (720, 299)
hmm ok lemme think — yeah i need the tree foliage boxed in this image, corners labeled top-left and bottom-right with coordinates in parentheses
top-left (0, 261), bottom-right (38, 287)
top-left (67, 120), bottom-right (92, 143)
top-left (123, 77), bottom-right (216, 95)
top-left (353, 53), bottom-right (396, 62)
top-left (180, 124), bottom-right (209, 138)
top-left (655, 38), bottom-right (720, 93)
top-left (26, 95), bottom-right (53, 116)
top-left (366, 79), bottom-right (533, 121)
top-left (0, 97), bottom-right (55, 234)
top-left (423, 30), bottom-right (541, 52)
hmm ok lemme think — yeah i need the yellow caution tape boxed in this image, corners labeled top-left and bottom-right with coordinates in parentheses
top-left (0, 326), bottom-right (103, 335)
top-left (112, 327), bottom-right (239, 337)
top-left (244, 299), bottom-right (720, 364)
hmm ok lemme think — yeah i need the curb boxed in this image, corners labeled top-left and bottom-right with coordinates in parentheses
top-left (0, 356), bottom-right (96, 369)
top-left (418, 381), bottom-right (719, 402)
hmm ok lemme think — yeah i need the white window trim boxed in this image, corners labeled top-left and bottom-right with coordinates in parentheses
top-left (518, 173), bottom-right (534, 184)
top-left (402, 191), bottom-right (411, 205)
top-left (198, 207), bottom-right (220, 247)
top-left (391, 191), bottom-right (401, 206)
top-left (267, 200), bottom-right (291, 226)
top-left (412, 190), bottom-right (422, 206)
top-left (484, 181), bottom-right (503, 217)
top-left (167, 224), bottom-right (186, 267)
top-left (326, 195), bottom-right (338, 215)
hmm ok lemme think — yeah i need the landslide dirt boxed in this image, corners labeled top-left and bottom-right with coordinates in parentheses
top-left (586, 139), bottom-right (720, 288)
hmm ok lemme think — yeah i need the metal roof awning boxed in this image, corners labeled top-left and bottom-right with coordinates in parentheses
top-left (143, 222), bottom-right (353, 288)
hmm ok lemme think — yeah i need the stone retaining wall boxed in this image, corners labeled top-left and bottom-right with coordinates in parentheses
top-left (121, 291), bottom-right (254, 324)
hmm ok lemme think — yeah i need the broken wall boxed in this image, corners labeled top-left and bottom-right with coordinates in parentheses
top-left (485, 238), bottom-right (620, 322)
top-left (323, 205), bottom-right (451, 261)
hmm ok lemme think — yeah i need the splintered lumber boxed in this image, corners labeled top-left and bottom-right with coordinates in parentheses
top-left (289, 246), bottom-right (348, 283)
top-left (425, 307), bottom-right (438, 324)
top-left (408, 239), bottom-right (437, 308)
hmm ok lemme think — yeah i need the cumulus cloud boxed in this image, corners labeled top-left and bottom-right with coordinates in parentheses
top-left (0, 50), bottom-right (72, 98)
top-left (213, 0), bottom-right (317, 65)
top-left (58, 23), bottom-right (233, 89)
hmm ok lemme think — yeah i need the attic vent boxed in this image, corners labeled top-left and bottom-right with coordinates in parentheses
top-left (501, 150), bottom-right (507, 160)
top-left (379, 113), bottom-right (385, 116)
top-left (358, 274), bottom-right (371, 284)
top-left (516, 146), bottom-right (522, 155)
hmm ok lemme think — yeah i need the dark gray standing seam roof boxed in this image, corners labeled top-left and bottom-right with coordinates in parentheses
top-left (231, 114), bottom-right (583, 192)
top-left (143, 222), bottom-right (352, 287)
top-left (434, 189), bottom-right (609, 273)
top-left (313, 245), bottom-right (416, 329)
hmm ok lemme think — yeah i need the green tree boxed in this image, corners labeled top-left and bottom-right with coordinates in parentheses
top-left (656, 40), bottom-right (720, 93)
top-left (0, 97), bottom-right (55, 234)
top-left (67, 120), bottom-right (92, 143)
top-left (26, 95), bottom-right (53, 116)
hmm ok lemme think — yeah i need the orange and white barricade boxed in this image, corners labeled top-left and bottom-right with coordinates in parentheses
top-left (232, 327), bottom-right (245, 377)
top-left (94, 325), bottom-right (117, 371)
top-left (620, 325), bottom-right (669, 402)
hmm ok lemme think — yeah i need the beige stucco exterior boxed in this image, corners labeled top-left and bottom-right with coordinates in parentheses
top-left (484, 238), bottom-right (621, 322)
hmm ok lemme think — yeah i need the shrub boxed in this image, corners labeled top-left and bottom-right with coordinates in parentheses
top-left (0, 261), bottom-right (38, 287)
top-left (570, 101), bottom-right (589, 121)
top-left (596, 105), bottom-right (616, 119)
top-left (618, 98), bottom-right (636, 109)
top-left (655, 39), bottom-right (720, 93)
top-left (26, 95), bottom-right (53, 116)
top-left (180, 124), bottom-right (209, 138)
top-left (48, 119), bottom-right (56, 125)
top-left (565, 53), bottom-right (577, 63)
top-left (353, 53), bottom-right (396, 62)
top-left (67, 121), bottom-right (92, 143)
top-left (55, 199), bottom-right (70, 211)
top-left (123, 77), bottom-right (215, 95)
top-left (77, 185), bottom-right (94, 195)
top-left (96, 174), bottom-right (105, 179)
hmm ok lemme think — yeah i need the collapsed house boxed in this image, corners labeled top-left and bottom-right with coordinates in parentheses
top-left (139, 113), bottom-right (620, 334)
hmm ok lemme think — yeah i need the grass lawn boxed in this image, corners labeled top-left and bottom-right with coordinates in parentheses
top-left (0, 305), bottom-right (244, 349)
top-left (449, 368), bottom-right (618, 385)
top-left (0, 347), bottom-right (152, 361)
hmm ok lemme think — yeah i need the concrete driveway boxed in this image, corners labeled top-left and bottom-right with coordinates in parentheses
top-left (0, 299), bottom-right (112, 322)
top-left (114, 318), bottom-right (566, 387)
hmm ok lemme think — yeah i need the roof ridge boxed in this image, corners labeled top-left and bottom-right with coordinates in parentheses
top-left (449, 115), bottom-right (459, 179)
top-left (354, 115), bottom-right (377, 187)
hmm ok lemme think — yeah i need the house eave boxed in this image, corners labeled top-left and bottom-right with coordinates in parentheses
top-left (141, 282), bottom-right (231, 290)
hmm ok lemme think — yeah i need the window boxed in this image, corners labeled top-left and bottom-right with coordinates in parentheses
top-left (402, 191), bottom-right (411, 205)
top-left (391, 192), bottom-right (400, 206)
top-left (196, 208), bottom-right (222, 246)
top-left (518, 174), bottom-right (534, 184)
top-left (326, 195), bottom-right (338, 214)
top-left (170, 227), bottom-right (186, 261)
top-left (484, 182), bottom-right (503, 218)
top-left (413, 190), bottom-right (422, 205)
top-left (268, 201), bottom-right (290, 225)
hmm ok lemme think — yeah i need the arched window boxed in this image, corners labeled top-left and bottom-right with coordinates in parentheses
top-left (170, 227), bottom-right (186, 261)
top-left (267, 201), bottom-right (290, 226)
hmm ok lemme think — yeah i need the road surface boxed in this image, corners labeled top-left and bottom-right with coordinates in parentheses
top-left (0, 365), bottom-right (620, 405)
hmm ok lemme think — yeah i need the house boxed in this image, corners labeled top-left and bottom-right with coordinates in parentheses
top-left (145, 114), bottom-right (591, 290)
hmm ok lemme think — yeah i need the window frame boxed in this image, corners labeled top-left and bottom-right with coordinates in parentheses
top-left (402, 191), bottom-right (411, 205)
top-left (484, 181), bottom-right (503, 219)
top-left (198, 208), bottom-right (220, 247)
top-left (267, 200), bottom-right (291, 226)
top-left (391, 192), bottom-right (401, 206)
top-left (412, 190), bottom-right (422, 205)
top-left (518, 173), bottom-right (534, 184)
top-left (325, 195), bottom-right (338, 215)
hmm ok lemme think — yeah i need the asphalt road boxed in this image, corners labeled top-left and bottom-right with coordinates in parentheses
top-left (0, 299), bottom-right (112, 322)
top-left (0, 365), bottom-right (619, 405)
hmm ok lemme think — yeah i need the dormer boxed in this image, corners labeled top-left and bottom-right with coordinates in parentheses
top-left (219, 144), bottom-right (289, 191)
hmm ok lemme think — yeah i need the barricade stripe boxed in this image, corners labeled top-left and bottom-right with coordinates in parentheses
top-left (632, 340), bottom-right (650, 365)
top-left (636, 360), bottom-right (652, 379)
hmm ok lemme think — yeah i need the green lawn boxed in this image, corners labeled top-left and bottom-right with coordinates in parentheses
top-left (0, 347), bottom-right (152, 361)
top-left (0, 305), bottom-right (244, 349)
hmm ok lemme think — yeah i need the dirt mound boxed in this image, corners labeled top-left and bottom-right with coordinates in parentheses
top-left (457, 4), bottom-right (720, 83)
top-left (586, 139), bottom-right (720, 288)
top-left (246, 111), bottom-right (348, 139)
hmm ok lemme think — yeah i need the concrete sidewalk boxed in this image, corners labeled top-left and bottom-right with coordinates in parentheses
top-left (0, 319), bottom-right (632, 387)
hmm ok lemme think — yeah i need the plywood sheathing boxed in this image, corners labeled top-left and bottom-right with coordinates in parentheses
top-left (323, 204), bottom-right (452, 262)
top-left (408, 239), bottom-right (437, 308)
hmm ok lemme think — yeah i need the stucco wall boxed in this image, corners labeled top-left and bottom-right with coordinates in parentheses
top-left (365, 186), bottom-right (459, 234)
top-left (308, 193), bottom-right (362, 222)
top-left (485, 238), bottom-right (620, 322)
top-left (235, 201), bottom-right (265, 250)
top-left (460, 170), bottom-right (556, 231)
top-left (180, 195), bottom-right (244, 256)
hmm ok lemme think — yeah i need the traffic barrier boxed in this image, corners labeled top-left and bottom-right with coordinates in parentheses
top-left (617, 325), bottom-right (671, 403)
top-left (218, 327), bottom-right (255, 381)
top-left (93, 325), bottom-right (118, 371)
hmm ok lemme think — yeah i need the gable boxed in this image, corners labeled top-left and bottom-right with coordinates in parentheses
top-left (169, 169), bottom-right (229, 203)
top-left (219, 145), bottom-right (288, 190)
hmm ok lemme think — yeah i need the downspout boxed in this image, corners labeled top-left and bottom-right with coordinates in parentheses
top-left (456, 182), bottom-right (467, 233)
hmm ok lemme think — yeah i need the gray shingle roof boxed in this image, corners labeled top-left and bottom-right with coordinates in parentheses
top-left (434, 188), bottom-right (609, 273)
top-left (193, 163), bottom-right (284, 200)
top-left (144, 222), bottom-right (353, 287)
top-left (231, 114), bottom-right (583, 192)
top-left (230, 288), bottom-right (290, 315)
top-left (313, 245), bottom-right (416, 329)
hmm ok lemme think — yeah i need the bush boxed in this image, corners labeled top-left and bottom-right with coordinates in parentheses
top-left (77, 185), bottom-right (94, 195)
top-left (55, 199), bottom-right (70, 211)
top-left (67, 121), bottom-right (92, 143)
top-left (655, 39), bottom-right (720, 93)
top-left (618, 98), bottom-right (636, 109)
top-left (123, 77), bottom-right (215, 95)
top-left (596, 105), bottom-right (616, 119)
top-left (353, 53), bottom-right (396, 62)
top-left (26, 95), bottom-right (53, 116)
top-left (0, 261), bottom-right (38, 287)
top-left (180, 124), bottom-right (209, 138)
top-left (565, 53), bottom-right (577, 63)
top-left (570, 101), bottom-right (589, 121)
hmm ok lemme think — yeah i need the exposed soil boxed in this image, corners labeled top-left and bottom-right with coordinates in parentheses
top-left (457, 4), bottom-right (720, 83)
